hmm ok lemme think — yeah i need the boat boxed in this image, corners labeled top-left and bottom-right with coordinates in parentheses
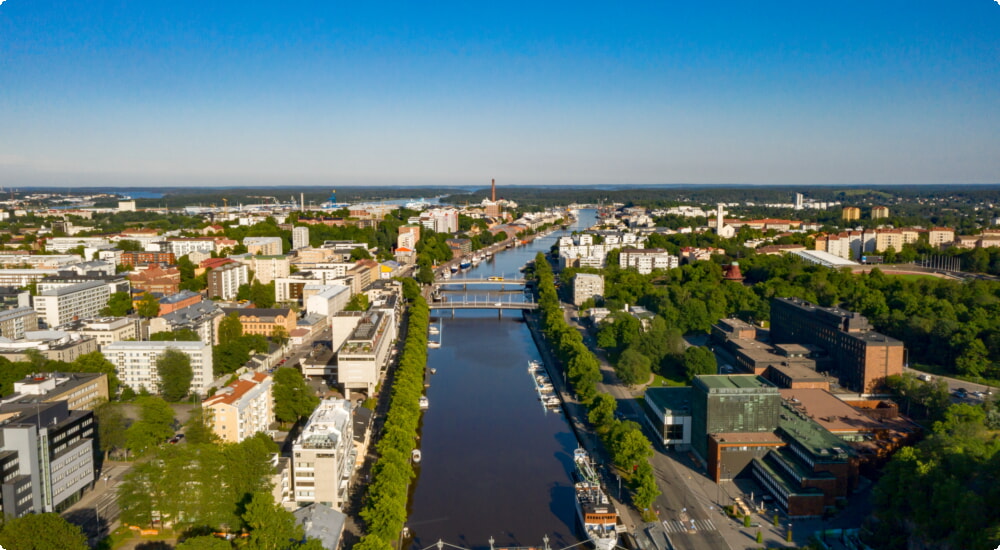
top-left (488, 275), bottom-right (504, 282)
top-left (427, 340), bottom-right (441, 349)
top-left (441, 271), bottom-right (451, 280)
top-left (419, 396), bottom-right (429, 409)
top-left (459, 259), bottom-right (472, 270)
top-left (471, 255), bottom-right (481, 266)
top-left (450, 266), bottom-right (459, 274)
top-left (430, 368), bottom-right (437, 375)
top-left (429, 325), bottom-right (440, 335)
top-left (573, 448), bottom-right (619, 550)
top-left (411, 449), bottom-right (422, 463)
top-left (528, 360), bottom-right (542, 372)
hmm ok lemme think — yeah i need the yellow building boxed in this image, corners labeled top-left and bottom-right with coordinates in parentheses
top-left (842, 207), bottom-right (861, 222)
top-left (871, 206), bottom-right (890, 220)
top-left (203, 372), bottom-right (274, 443)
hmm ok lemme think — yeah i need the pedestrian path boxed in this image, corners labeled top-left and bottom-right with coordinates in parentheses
top-left (662, 519), bottom-right (717, 533)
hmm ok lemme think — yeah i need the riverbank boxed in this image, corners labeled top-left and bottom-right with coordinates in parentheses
top-left (522, 309), bottom-right (645, 537)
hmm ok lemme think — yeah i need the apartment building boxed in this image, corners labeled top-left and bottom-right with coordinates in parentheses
top-left (292, 226), bottom-right (310, 250)
top-left (247, 255), bottom-right (291, 285)
top-left (291, 398), bottom-right (354, 510)
top-left (203, 372), bottom-right (274, 443)
top-left (0, 307), bottom-right (39, 339)
top-left (32, 281), bottom-right (111, 329)
top-left (164, 238), bottom-right (217, 257)
top-left (336, 310), bottom-right (396, 394)
top-left (219, 308), bottom-right (297, 339)
top-left (572, 273), bottom-right (605, 306)
top-left (871, 206), bottom-right (890, 220)
top-left (618, 248), bottom-right (679, 274)
top-left (2, 372), bottom-right (109, 411)
top-left (207, 262), bottom-right (249, 300)
top-left (244, 236), bottom-right (283, 256)
top-left (102, 340), bottom-right (215, 396)
top-left (119, 251), bottom-right (177, 267)
top-left (148, 300), bottom-right (222, 344)
top-left (60, 317), bottom-right (141, 346)
top-left (0, 269), bottom-right (59, 288)
top-left (0, 401), bottom-right (96, 514)
top-left (841, 207), bottom-right (861, 222)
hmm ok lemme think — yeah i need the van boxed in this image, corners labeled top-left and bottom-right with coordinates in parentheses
top-left (918, 374), bottom-right (932, 382)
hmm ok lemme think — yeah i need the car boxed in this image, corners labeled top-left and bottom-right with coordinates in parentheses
top-left (954, 388), bottom-right (968, 397)
top-left (972, 391), bottom-right (985, 398)
top-left (169, 434), bottom-right (185, 444)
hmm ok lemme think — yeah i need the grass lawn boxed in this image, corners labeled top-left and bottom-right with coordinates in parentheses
top-left (650, 372), bottom-right (687, 387)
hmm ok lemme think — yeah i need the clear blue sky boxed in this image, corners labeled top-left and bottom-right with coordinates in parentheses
top-left (1, 1), bottom-right (998, 187)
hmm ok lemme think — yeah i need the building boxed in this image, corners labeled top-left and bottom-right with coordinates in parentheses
top-left (119, 251), bottom-right (177, 267)
top-left (336, 310), bottom-right (397, 394)
top-left (841, 207), bottom-right (861, 222)
top-left (293, 503), bottom-right (346, 550)
top-left (246, 255), bottom-right (291, 285)
top-left (129, 265), bottom-right (181, 295)
top-left (244, 236), bottom-right (284, 256)
top-left (572, 273), bottom-right (605, 306)
top-left (0, 307), bottom-right (39, 340)
top-left (0, 269), bottom-right (60, 288)
top-left (219, 308), bottom-right (297, 339)
top-left (32, 281), bottom-right (111, 329)
top-left (558, 232), bottom-right (644, 269)
top-left (305, 285), bottom-right (351, 318)
top-left (871, 206), bottom-right (889, 220)
top-left (770, 298), bottom-right (904, 393)
top-left (927, 227), bottom-right (955, 248)
top-left (207, 262), bottom-right (249, 300)
top-left (148, 300), bottom-right (223, 344)
top-left (0, 400), bottom-right (96, 515)
top-left (291, 398), bottom-right (354, 510)
top-left (157, 290), bottom-right (203, 316)
top-left (793, 193), bottom-right (804, 211)
top-left (203, 372), bottom-right (274, 443)
top-left (690, 375), bottom-right (783, 479)
top-left (60, 317), bottom-right (141, 346)
top-left (618, 248), bottom-right (679, 274)
top-left (37, 271), bottom-right (130, 296)
top-left (292, 226), bottom-right (311, 250)
top-left (0, 331), bottom-right (99, 363)
top-left (397, 225), bottom-right (421, 251)
top-left (644, 387), bottom-right (693, 449)
top-left (164, 237), bottom-right (217, 257)
top-left (102, 340), bottom-right (215, 396)
top-left (710, 318), bottom-right (756, 348)
top-left (45, 236), bottom-right (110, 253)
top-left (2, 372), bottom-right (109, 411)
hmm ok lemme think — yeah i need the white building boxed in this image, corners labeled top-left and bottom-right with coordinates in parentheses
top-left (572, 273), bottom-right (605, 306)
top-left (305, 285), bottom-right (351, 318)
top-left (32, 281), bottom-right (111, 329)
top-left (292, 226), bottom-right (310, 250)
top-left (241, 255), bottom-right (291, 285)
top-left (335, 310), bottom-right (396, 394)
top-left (102, 340), bottom-right (215, 397)
top-left (45, 236), bottom-right (111, 253)
top-left (244, 236), bottom-right (284, 256)
top-left (557, 232), bottom-right (643, 269)
top-left (165, 238), bottom-right (217, 257)
top-left (291, 398), bottom-right (354, 510)
top-left (619, 248), bottom-right (679, 274)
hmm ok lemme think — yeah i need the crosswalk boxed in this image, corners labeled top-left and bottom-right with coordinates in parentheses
top-left (662, 519), bottom-right (717, 533)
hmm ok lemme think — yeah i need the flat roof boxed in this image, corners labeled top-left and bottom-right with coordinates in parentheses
top-left (791, 249), bottom-right (859, 267)
top-left (780, 389), bottom-right (881, 434)
top-left (711, 432), bottom-right (784, 445)
top-left (696, 374), bottom-right (778, 392)
top-left (645, 387), bottom-right (692, 414)
top-left (778, 401), bottom-right (854, 460)
top-left (39, 280), bottom-right (106, 296)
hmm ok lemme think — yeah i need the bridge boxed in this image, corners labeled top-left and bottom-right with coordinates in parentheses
top-left (428, 296), bottom-right (538, 313)
top-left (433, 278), bottom-right (528, 287)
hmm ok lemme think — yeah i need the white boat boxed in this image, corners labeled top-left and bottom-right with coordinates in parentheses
top-left (546, 396), bottom-right (561, 406)
top-left (419, 396), bottom-right (429, 409)
top-left (429, 325), bottom-right (440, 335)
top-left (574, 448), bottom-right (619, 550)
top-left (441, 271), bottom-right (451, 280)
top-left (528, 360), bottom-right (542, 372)
top-left (411, 449), bottom-right (422, 463)
top-left (427, 340), bottom-right (441, 349)
top-left (430, 368), bottom-right (437, 374)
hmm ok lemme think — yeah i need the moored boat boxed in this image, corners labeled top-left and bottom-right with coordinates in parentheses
top-left (419, 396), bottom-right (429, 409)
top-left (412, 449), bottom-right (422, 463)
top-left (573, 448), bottom-right (619, 550)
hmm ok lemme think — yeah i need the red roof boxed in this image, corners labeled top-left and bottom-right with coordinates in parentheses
top-left (200, 257), bottom-right (235, 269)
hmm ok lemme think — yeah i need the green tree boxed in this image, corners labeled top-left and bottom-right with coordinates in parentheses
top-left (69, 351), bottom-right (122, 395)
top-left (683, 346), bottom-right (717, 381)
top-left (150, 328), bottom-right (202, 342)
top-left (137, 292), bottom-right (161, 318)
top-left (249, 280), bottom-right (276, 308)
top-left (176, 536), bottom-right (233, 550)
top-left (183, 405), bottom-right (218, 445)
top-left (345, 293), bottom-right (370, 312)
top-left (101, 291), bottom-right (133, 316)
top-left (158, 348), bottom-right (194, 401)
top-left (587, 392), bottom-right (617, 431)
top-left (94, 400), bottom-right (128, 461)
top-left (219, 312), bottom-right (244, 345)
top-left (0, 513), bottom-right (88, 550)
top-left (271, 325), bottom-right (289, 347)
top-left (243, 492), bottom-right (305, 550)
top-left (273, 368), bottom-right (319, 425)
top-left (615, 347), bottom-right (652, 386)
top-left (117, 239), bottom-right (143, 252)
top-left (350, 247), bottom-right (373, 260)
top-left (125, 395), bottom-right (175, 455)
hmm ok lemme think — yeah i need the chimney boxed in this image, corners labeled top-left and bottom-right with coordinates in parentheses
top-left (491, 178), bottom-right (496, 202)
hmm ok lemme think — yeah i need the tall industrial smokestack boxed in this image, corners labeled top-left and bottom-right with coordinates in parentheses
top-left (491, 178), bottom-right (496, 202)
top-left (301, 193), bottom-right (305, 212)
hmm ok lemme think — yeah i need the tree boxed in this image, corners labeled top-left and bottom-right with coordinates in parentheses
top-left (117, 239), bottom-right (143, 252)
top-left (0, 513), bottom-right (88, 550)
top-left (243, 492), bottom-right (304, 550)
top-left (69, 351), bottom-right (122, 395)
top-left (183, 405), bottom-right (218, 445)
top-left (176, 536), bottom-right (233, 550)
top-left (273, 368), bottom-right (319, 425)
top-left (219, 312), bottom-right (244, 345)
top-left (125, 396), bottom-right (175, 455)
top-left (158, 348), bottom-right (194, 401)
top-left (249, 280), bottom-right (276, 308)
top-left (101, 291), bottom-right (133, 316)
top-left (350, 247), bottom-right (373, 260)
top-left (683, 346), bottom-right (717, 381)
top-left (150, 328), bottom-right (202, 342)
top-left (587, 392), bottom-right (617, 431)
top-left (615, 347), bottom-right (652, 386)
top-left (137, 292), bottom-right (161, 318)
top-left (271, 325), bottom-right (289, 348)
top-left (345, 293), bottom-right (370, 312)
top-left (94, 400), bottom-right (128, 461)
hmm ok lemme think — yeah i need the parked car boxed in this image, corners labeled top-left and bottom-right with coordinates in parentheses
top-left (169, 434), bottom-right (185, 444)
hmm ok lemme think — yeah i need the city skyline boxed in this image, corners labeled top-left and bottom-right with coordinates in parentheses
top-left (1, 1), bottom-right (999, 187)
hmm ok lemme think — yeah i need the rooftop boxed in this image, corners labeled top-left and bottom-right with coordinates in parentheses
top-left (38, 280), bottom-right (106, 296)
top-left (777, 401), bottom-right (854, 461)
top-left (695, 374), bottom-right (779, 392)
top-left (645, 387), bottom-right (692, 415)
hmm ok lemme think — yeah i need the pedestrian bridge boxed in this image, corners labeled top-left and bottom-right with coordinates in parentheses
top-left (428, 297), bottom-right (538, 311)
top-left (433, 278), bottom-right (529, 287)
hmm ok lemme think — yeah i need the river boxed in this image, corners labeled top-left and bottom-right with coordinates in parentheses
top-left (406, 209), bottom-right (598, 549)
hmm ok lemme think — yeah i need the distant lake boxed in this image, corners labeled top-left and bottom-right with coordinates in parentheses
top-left (117, 191), bottom-right (164, 199)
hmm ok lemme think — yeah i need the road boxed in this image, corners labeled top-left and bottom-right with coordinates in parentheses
top-left (561, 305), bottom-right (731, 550)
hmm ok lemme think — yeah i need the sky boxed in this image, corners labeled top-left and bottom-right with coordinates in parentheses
top-left (1, 1), bottom-right (998, 188)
